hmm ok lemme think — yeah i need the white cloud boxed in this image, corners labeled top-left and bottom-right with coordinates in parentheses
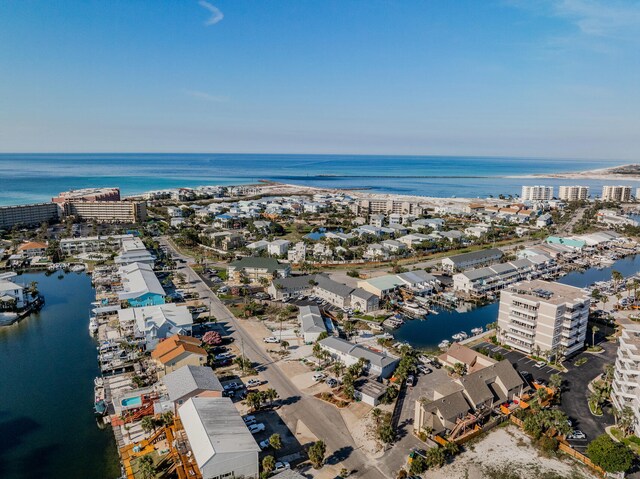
top-left (184, 89), bottom-right (228, 103)
top-left (550, 0), bottom-right (640, 37)
top-left (198, 0), bottom-right (224, 26)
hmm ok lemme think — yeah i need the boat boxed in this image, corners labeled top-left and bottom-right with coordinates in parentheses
top-left (89, 317), bottom-right (98, 335)
top-left (94, 399), bottom-right (108, 417)
top-left (452, 331), bottom-right (468, 341)
top-left (94, 377), bottom-right (104, 388)
top-left (71, 264), bottom-right (86, 272)
top-left (438, 340), bottom-right (451, 349)
top-left (471, 327), bottom-right (484, 335)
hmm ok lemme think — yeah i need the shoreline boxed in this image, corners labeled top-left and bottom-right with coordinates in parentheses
top-left (508, 163), bottom-right (640, 181)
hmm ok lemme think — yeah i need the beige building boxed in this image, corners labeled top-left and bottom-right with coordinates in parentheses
top-left (558, 185), bottom-right (589, 201)
top-left (350, 198), bottom-right (426, 216)
top-left (602, 185), bottom-right (632, 202)
top-left (611, 323), bottom-right (640, 435)
top-left (497, 280), bottom-right (589, 358)
top-left (63, 200), bottom-right (147, 223)
top-left (521, 185), bottom-right (553, 201)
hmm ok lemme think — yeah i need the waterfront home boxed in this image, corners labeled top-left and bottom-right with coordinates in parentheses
top-left (545, 236), bottom-right (586, 252)
top-left (358, 274), bottom-right (405, 298)
top-left (118, 303), bottom-right (192, 350)
top-left (117, 262), bottom-right (165, 307)
top-left (17, 241), bottom-right (48, 257)
top-left (151, 334), bottom-right (207, 377)
top-left (227, 257), bottom-right (290, 284)
top-left (178, 397), bottom-right (260, 479)
top-left (162, 365), bottom-right (223, 409)
top-left (299, 305), bottom-right (327, 343)
top-left (438, 343), bottom-right (497, 374)
top-left (441, 248), bottom-right (503, 273)
top-left (396, 270), bottom-right (439, 294)
top-left (350, 288), bottom-right (379, 313)
top-left (114, 237), bottom-right (155, 266)
top-left (0, 275), bottom-right (27, 310)
top-left (319, 336), bottom-right (399, 379)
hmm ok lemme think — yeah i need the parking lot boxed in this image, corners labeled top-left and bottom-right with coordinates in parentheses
top-left (473, 340), bottom-right (617, 449)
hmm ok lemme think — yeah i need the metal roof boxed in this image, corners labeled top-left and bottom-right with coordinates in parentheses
top-left (163, 365), bottom-right (223, 402)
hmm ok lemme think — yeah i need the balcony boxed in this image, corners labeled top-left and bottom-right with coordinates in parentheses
top-left (508, 314), bottom-right (536, 327)
top-left (510, 305), bottom-right (538, 317)
top-left (506, 332), bottom-right (534, 345)
top-left (509, 322), bottom-right (536, 335)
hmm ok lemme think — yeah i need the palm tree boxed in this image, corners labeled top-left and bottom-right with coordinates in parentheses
top-left (371, 407), bottom-right (382, 425)
top-left (265, 388), bottom-right (279, 406)
top-left (549, 373), bottom-right (563, 398)
top-left (138, 454), bottom-right (157, 479)
top-left (617, 406), bottom-right (635, 437)
top-left (592, 325), bottom-right (600, 346)
top-left (140, 416), bottom-right (156, 434)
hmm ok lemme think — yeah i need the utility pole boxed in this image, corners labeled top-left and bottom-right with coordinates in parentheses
top-left (241, 336), bottom-right (246, 375)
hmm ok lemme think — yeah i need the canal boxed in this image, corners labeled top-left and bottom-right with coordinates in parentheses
top-left (0, 271), bottom-right (120, 479)
top-left (394, 254), bottom-right (640, 350)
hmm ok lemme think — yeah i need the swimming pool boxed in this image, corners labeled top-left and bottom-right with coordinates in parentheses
top-left (121, 396), bottom-right (142, 408)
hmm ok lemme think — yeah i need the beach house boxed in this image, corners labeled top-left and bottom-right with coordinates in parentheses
top-left (117, 262), bottom-right (166, 307)
top-left (118, 303), bottom-right (193, 350)
top-left (319, 337), bottom-right (399, 379)
top-left (151, 334), bottom-right (208, 377)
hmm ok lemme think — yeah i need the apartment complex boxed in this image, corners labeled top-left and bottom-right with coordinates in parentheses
top-left (558, 185), bottom-right (589, 201)
top-left (52, 187), bottom-right (121, 203)
top-left (602, 185), bottom-right (632, 202)
top-left (497, 280), bottom-right (589, 358)
top-left (0, 202), bottom-right (60, 229)
top-left (63, 200), bottom-right (147, 223)
top-left (441, 248), bottom-right (504, 273)
top-left (60, 234), bottom-right (134, 255)
top-left (611, 323), bottom-right (640, 435)
top-left (350, 198), bottom-right (426, 216)
top-left (521, 186), bottom-right (553, 201)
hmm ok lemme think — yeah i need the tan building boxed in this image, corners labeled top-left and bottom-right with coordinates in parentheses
top-left (611, 323), bottom-right (640, 436)
top-left (521, 185), bottom-right (553, 201)
top-left (558, 185), bottom-right (589, 201)
top-left (350, 198), bottom-right (426, 216)
top-left (497, 280), bottom-right (589, 358)
top-left (151, 334), bottom-right (207, 378)
top-left (0, 202), bottom-right (60, 229)
top-left (63, 200), bottom-right (147, 223)
top-left (602, 185), bottom-right (632, 202)
top-left (52, 187), bottom-right (121, 203)
top-left (437, 343), bottom-right (497, 374)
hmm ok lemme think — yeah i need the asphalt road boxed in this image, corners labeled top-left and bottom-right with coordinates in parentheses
top-left (160, 237), bottom-right (388, 479)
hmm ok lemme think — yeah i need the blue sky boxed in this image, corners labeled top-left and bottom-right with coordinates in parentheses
top-left (0, 0), bottom-right (638, 158)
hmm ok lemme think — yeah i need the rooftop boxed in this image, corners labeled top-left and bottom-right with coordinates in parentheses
top-left (163, 365), bottom-right (223, 402)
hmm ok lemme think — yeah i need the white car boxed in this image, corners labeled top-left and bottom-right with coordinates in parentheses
top-left (534, 361), bottom-right (546, 369)
top-left (223, 382), bottom-right (241, 391)
top-left (247, 379), bottom-right (262, 387)
top-left (248, 423), bottom-right (266, 434)
top-left (274, 462), bottom-right (290, 472)
top-left (312, 373), bottom-right (326, 381)
top-left (567, 430), bottom-right (586, 440)
top-left (264, 336), bottom-right (280, 343)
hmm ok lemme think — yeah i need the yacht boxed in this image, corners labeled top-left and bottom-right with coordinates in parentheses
top-left (438, 339), bottom-right (451, 349)
top-left (89, 317), bottom-right (98, 335)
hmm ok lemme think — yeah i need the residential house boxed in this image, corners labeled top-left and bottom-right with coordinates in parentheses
top-left (178, 397), bottom-right (260, 479)
top-left (114, 237), bottom-right (155, 266)
top-left (163, 365), bottom-right (223, 410)
top-left (17, 241), bottom-right (48, 257)
top-left (151, 335), bottom-right (208, 377)
top-left (117, 262), bottom-right (166, 307)
top-left (118, 303), bottom-right (193, 350)
top-left (299, 305), bottom-right (327, 343)
top-left (227, 257), bottom-right (290, 284)
top-left (319, 337), bottom-right (399, 379)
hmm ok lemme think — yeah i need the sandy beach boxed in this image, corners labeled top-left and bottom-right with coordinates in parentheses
top-left (510, 163), bottom-right (640, 181)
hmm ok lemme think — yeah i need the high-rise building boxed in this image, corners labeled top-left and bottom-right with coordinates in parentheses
top-left (497, 279), bottom-right (589, 358)
top-left (521, 186), bottom-right (553, 201)
top-left (63, 201), bottom-right (147, 223)
top-left (611, 323), bottom-right (640, 435)
top-left (52, 187), bottom-right (121, 204)
top-left (0, 203), bottom-right (60, 229)
top-left (558, 186), bottom-right (589, 201)
top-left (602, 185), bottom-right (632, 202)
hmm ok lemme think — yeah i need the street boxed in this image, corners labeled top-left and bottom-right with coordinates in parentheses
top-left (160, 237), bottom-right (388, 478)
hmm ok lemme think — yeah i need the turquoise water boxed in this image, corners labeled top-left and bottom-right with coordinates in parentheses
top-left (121, 396), bottom-right (142, 408)
top-left (395, 254), bottom-right (640, 349)
top-left (0, 271), bottom-right (119, 479)
top-left (0, 153), bottom-right (629, 205)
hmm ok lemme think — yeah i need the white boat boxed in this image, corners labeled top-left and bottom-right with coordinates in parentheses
top-left (94, 377), bottom-right (104, 387)
top-left (89, 318), bottom-right (98, 335)
top-left (71, 264), bottom-right (86, 272)
top-left (438, 340), bottom-right (451, 349)
top-left (471, 327), bottom-right (484, 335)
top-left (452, 331), bottom-right (468, 341)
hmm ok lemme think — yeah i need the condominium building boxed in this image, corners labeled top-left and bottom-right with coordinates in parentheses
top-left (602, 185), bottom-right (632, 202)
top-left (497, 280), bottom-right (589, 358)
top-left (521, 186), bottom-right (553, 201)
top-left (52, 187), bottom-right (121, 203)
top-left (63, 201), bottom-right (147, 223)
top-left (611, 323), bottom-right (640, 435)
top-left (558, 186), bottom-right (589, 201)
top-left (59, 234), bottom-right (134, 255)
top-left (0, 203), bottom-right (60, 229)
top-left (350, 198), bottom-right (426, 216)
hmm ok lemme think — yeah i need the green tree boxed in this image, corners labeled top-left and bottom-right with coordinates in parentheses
top-left (262, 455), bottom-right (276, 474)
top-left (425, 447), bottom-right (446, 468)
top-left (269, 433), bottom-right (282, 451)
top-left (616, 406), bottom-right (635, 437)
top-left (586, 434), bottom-right (633, 473)
top-left (548, 373), bottom-right (563, 397)
top-left (591, 325), bottom-right (600, 346)
top-left (140, 416), bottom-right (156, 434)
top-left (409, 455), bottom-right (427, 474)
top-left (246, 391), bottom-right (263, 411)
top-left (264, 388), bottom-right (279, 406)
top-left (308, 440), bottom-right (327, 469)
top-left (137, 454), bottom-right (156, 479)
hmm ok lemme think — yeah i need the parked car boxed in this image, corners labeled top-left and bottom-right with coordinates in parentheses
top-left (223, 382), bottom-right (241, 391)
top-left (417, 365), bottom-right (432, 375)
top-left (567, 430), bottom-right (586, 440)
top-left (264, 336), bottom-right (280, 343)
top-left (326, 378), bottom-right (338, 387)
top-left (406, 374), bottom-right (416, 387)
top-left (248, 423), bottom-right (266, 434)
top-left (244, 417), bottom-right (257, 426)
top-left (273, 462), bottom-right (290, 472)
top-left (259, 438), bottom-right (271, 450)
top-left (243, 415), bottom-right (256, 424)
top-left (534, 361), bottom-right (546, 369)
top-left (222, 390), bottom-right (235, 398)
top-left (247, 379), bottom-right (262, 387)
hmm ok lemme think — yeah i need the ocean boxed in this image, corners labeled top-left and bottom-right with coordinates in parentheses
top-left (0, 154), bottom-right (634, 206)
